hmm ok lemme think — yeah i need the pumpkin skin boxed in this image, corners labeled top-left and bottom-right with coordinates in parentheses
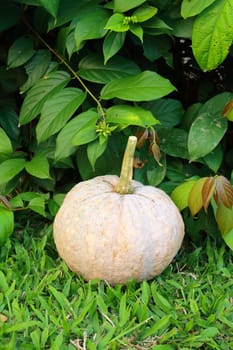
top-left (53, 175), bottom-right (184, 285)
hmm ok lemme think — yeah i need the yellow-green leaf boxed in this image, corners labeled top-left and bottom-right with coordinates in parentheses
top-left (171, 180), bottom-right (197, 211)
top-left (188, 177), bottom-right (208, 216)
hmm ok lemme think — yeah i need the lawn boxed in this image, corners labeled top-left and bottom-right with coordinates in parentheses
top-left (0, 223), bottom-right (232, 350)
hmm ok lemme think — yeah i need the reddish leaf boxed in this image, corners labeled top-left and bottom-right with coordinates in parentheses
top-left (135, 128), bottom-right (149, 149)
top-left (0, 314), bottom-right (8, 323)
top-left (188, 177), bottom-right (208, 216)
top-left (215, 175), bottom-right (233, 208)
top-left (221, 100), bottom-right (233, 116)
top-left (150, 141), bottom-right (162, 166)
top-left (133, 156), bottom-right (146, 169)
top-left (202, 176), bottom-right (216, 212)
top-left (0, 195), bottom-right (11, 209)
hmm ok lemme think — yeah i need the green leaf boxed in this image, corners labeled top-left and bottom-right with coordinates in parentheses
top-left (36, 87), bottom-right (86, 143)
top-left (28, 196), bottom-right (46, 217)
top-left (39, 0), bottom-right (59, 18)
top-left (106, 105), bottom-right (159, 127)
top-left (55, 110), bottom-right (99, 160)
top-left (144, 98), bottom-right (184, 127)
top-left (132, 6), bottom-right (158, 22)
top-left (74, 8), bottom-right (109, 49)
top-left (146, 155), bottom-right (166, 186)
top-left (172, 18), bottom-right (194, 39)
top-left (192, 0), bottom-right (233, 70)
top-left (222, 227), bottom-right (233, 250)
top-left (0, 1), bottom-right (21, 31)
top-left (19, 70), bottom-right (70, 125)
top-left (203, 144), bottom-right (223, 173)
top-left (87, 138), bottom-right (108, 171)
top-left (7, 36), bottom-right (35, 69)
top-left (100, 70), bottom-right (176, 101)
top-left (171, 180), bottom-right (197, 211)
top-left (188, 112), bottom-right (227, 161)
top-left (216, 203), bottom-right (233, 235)
top-left (181, 0), bottom-right (217, 19)
top-left (20, 50), bottom-right (52, 93)
top-left (72, 112), bottom-right (99, 147)
top-left (113, 0), bottom-right (146, 12)
top-left (0, 106), bottom-right (19, 143)
top-left (103, 32), bottom-right (126, 64)
top-left (0, 127), bottom-right (13, 157)
top-left (180, 103), bottom-right (203, 131)
top-left (0, 158), bottom-right (26, 185)
top-left (25, 155), bottom-right (51, 179)
top-left (0, 207), bottom-right (14, 246)
top-left (78, 54), bottom-right (141, 84)
top-left (130, 24), bottom-right (143, 42)
top-left (159, 128), bottom-right (189, 158)
top-left (105, 13), bottom-right (129, 32)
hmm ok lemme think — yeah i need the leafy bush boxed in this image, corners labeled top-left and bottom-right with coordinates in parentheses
top-left (0, 0), bottom-right (233, 249)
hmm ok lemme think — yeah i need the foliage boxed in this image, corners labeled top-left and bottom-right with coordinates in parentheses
top-left (0, 225), bottom-right (232, 349)
top-left (0, 0), bottom-right (233, 249)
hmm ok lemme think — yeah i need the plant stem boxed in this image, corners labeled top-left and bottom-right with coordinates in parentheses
top-left (115, 136), bottom-right (137, 194)
top-left (23, 17), bottom-right (105, 119)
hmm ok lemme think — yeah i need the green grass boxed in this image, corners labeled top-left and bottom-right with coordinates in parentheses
top-left (0, 223), bottom-right (232, 350)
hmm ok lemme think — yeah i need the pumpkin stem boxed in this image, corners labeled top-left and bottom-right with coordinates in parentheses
top-left (115, 136), bottom-right (137, 194)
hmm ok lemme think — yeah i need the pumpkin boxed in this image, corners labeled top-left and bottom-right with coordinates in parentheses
top-left (53, 136), bottom-right (184, 285)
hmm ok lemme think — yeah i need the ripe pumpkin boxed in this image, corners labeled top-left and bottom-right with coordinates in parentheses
top-left (54, 136), bottom-right (184, 285)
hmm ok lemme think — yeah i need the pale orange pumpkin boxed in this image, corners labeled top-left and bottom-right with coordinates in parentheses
top-left (53, 136), bottom-right (184, 285)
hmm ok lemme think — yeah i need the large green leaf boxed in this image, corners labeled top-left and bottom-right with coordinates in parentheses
top-left (39, 0), bottom-right (59, 18)
top-left (20, 50), bottom-right (52, 93)
top-left (103, 32), bottom-right (126, 64)
top-left (36, 87), bottom-right (86, 143)
top-left (159, 128), bottom-right (189, 159)
top-left (19, 71), bottom-right (70, 125)
top-left (0, 158), bottom-right (26, 185)
top-left (0, 128), bottom-right (13, 157)
top-left (192, 0), bottom-right (233, 70)
top-left (78, 54), bottom-right (140, 84)
top-left (188, 113), bottom-right (227, 161)
top-left (181, 0), bottom-right (217, 19)
top-left (0, 207), bottom-right (14, 246)
top-left (144, 99), bottom-right (184, 127)
top-left (7, 36), bottom-right (35, 69)
top-left (55, 110), bottom-right (99, 160)
top-left (72, 111), bottom-right (99, 146)
top-left (188, 92), bottom-right (232, 161)
top-left (100, 71), bottom-right (176, 101)
top-left (113, 0), bottom-right (146, 12)
top-left (74, 8), bottom-right (109, 49)
top-left (25, 155), bottom-right (51, 179)
top-left (106, 105), bottom-right (159, 127)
